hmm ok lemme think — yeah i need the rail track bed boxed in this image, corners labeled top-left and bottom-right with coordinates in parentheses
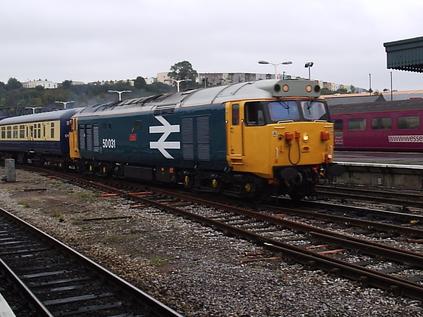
top-left (316, 184), bottom-right (423, 209)
top-left (0, 207), bottom-right (181, 316)
top-left (24, 167), bottom-right (423, 301)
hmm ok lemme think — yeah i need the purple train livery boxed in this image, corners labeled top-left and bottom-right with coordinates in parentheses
top-left (330, 99), bottom-right (423, 152)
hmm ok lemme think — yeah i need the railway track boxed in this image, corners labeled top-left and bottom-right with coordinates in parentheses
top-left (316, 185), bottom-right (423, 209)
top-left (25, 167), bottom-right (423, 300)
top-left (0, 207), bottom-right (181, 317)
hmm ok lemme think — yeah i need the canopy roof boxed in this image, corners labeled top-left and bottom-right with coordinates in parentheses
top-left (384, 36), bottom-right (423, 72)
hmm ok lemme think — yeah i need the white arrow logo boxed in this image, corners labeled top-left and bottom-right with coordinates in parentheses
top-left (149, 116), bottom-right (180, 159)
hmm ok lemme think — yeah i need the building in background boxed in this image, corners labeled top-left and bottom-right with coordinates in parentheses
top-left (22, 79), bottom-right (58, 89)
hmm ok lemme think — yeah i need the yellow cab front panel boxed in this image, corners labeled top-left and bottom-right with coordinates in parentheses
top-left (225, 100), bottom-right (334, 180)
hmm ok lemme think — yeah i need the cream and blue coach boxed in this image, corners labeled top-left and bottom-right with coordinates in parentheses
top-left (0, 109), bottom-right (80, 163)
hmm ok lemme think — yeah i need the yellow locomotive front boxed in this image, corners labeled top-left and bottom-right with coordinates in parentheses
top-left (225, 79), bottom-right (338, 199)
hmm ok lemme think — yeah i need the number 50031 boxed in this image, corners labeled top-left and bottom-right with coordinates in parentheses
top-left (102, 139), bottom-right (116, 148)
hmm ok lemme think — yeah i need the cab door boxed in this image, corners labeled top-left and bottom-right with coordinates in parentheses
top-left (226, 102), bottom-right (244, 164)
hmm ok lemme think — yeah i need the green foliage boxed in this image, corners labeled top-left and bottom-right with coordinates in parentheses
top-left (7, 78), bottom-right (22, 90)
top-left (134, 76), bottom-right (147, 89)
top-left (0, 77), bottom-right (172, 116)
top-left (168, 61), bottom-right (198, 82)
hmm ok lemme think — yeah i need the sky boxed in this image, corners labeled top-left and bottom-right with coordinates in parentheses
top-left (1, 0), bottom-right (422, 91)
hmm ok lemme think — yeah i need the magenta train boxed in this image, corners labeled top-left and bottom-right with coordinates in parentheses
top-left (330, 99), bottom-right (423, 152)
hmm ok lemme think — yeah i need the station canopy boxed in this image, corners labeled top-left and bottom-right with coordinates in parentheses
top-left (384, 36), bottom-right (423, 72)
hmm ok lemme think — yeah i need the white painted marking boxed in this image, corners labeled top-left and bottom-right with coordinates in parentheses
top-left (149, 116), bottom-right (180, 159)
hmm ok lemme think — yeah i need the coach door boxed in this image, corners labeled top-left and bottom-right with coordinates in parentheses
top-left (227, 102), bottom-right (244, 164)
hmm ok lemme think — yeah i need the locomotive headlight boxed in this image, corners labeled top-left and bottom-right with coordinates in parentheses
top-left (302, 133), bottom-right (309, 142)
top-left (282, 84), bottom-right (289, 92)
top-left (305, 85), bottom-right (313, 93)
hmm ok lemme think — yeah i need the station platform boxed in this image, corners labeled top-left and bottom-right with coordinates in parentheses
top-left (0, 293), bottom-right (15, 317)
top-left (331, 151), bottom-right (423, 191)
top-left (334, 151), bottom-right (423, 167)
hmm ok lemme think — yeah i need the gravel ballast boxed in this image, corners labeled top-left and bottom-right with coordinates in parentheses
top-left (0, 167), bottom-right (422, 316)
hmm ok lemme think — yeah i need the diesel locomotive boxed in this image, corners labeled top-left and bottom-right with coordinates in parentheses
top-left (0, 79), bottom-right (339, 199)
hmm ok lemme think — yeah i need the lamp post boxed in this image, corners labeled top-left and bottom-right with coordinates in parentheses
top-left (258, 60), bottom-right (292, 79)
top-left (55, 100), bottom-right (75, 109)
top-left (369, 73), bottom-right (372, 95)
top-left (25, 106), bottom-right (42, 114)
top-left (304, 62), bottom-right (314, 80)
top-left (166, 79), bottom-right (191, 92)
top-left (108, 90), bottom-right (131, 101)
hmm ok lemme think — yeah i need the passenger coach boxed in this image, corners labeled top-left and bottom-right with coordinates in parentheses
top-left (331, 99), bottom-right (423, 152)
top-left (0, 109), bottom-right (80, 164)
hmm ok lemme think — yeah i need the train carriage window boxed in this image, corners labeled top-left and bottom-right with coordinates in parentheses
top-left (37, 123), bottom-right (41, 138)
top-left (50, 122), bottom-right (55, 138)
top-left (348, 118), bottom-right (366, 131)
top-left (334, 120), bottom-right (343, 131)
top-left (1, 127), bottom-right (5, 139)
top-left (245, 102), bottom-right (266, 126)
top-left (19, 125), bottom-right (25, 138)
top-left (232, 104), bottom-right (240, 125)
top-left (29, 126), bottom-right (34, 138)
top-left (12, 126), bottom-right (18, 139)
top-left (398, 116), bottom-right (419, 129)
top-left (42, 124), bottom-right (46, 138)
top-left (6, 126), bottom-right (11, 139)
top-left (372, 117), bottom-right (392, 130)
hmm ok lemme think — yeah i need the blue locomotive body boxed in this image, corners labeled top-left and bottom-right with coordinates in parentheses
top-left (75, 103), bottom-right (228, 174)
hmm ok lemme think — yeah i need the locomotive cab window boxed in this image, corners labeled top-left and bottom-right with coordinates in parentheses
top-left (245, 102), bottom-right (266, 126)
top-left (300, 101), bottom-right (328, 121)
top-left (348, 118), bottom-right (366, 131)
top-left (372, 117), bottom-right (392, 130)
top-left (398, 116), bottom-right (419, 129)
top-left (268, 101), bottom-right (300, 122)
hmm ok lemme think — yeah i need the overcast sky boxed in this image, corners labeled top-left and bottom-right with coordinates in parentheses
top-left (1, 0), bottom-right (422, 90)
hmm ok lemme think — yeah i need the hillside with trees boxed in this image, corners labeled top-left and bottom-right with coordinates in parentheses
top-left (0, 76), bottom-right (172, 117)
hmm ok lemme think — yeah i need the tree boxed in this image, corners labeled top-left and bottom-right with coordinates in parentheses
top-left (61, 80), bottom-right (72, 89)
top-left (134, 76), bottom-right (147, 89)
top-left (350, 85), bottom-right (356, 93)
top-left (168, 61), bottom-right (198, 82)
top-left (6, 78), bottom-right (22, 90)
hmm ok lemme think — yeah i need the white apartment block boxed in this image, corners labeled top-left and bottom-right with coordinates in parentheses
top-left (23, 79), bottom-right (58, 89)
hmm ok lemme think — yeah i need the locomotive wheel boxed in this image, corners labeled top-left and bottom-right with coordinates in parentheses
top-left (210, 178), bottom-right (222, 193)
top-left (183, 175), bottom-right (193, 189)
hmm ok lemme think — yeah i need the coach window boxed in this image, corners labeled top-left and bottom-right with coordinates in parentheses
top-left (12, 126), bottom-right (18, 139)
top-left (37, 123), bottom-right (41, 138)
top-left (398, 116), bottom-right (419, 129)
top-left (372, 117), bottom-right (392, 130)
top-left (42, 124), bottom-right (46, 139)
top-left (334, 120), bottom-right (343, 131)
top-left (348, 118), bottom-right (366, 131)
top-left (245, 102), bottom-right (265, 126)
top-left (51, 122), bottom-right (55, 138)
top-left (1, 127), bottom-right (5, 139)
top-left (232, 104), bottom-right (240, 125)
top-left (19, 125), bottom-right (25, 138)
top-left (6, 126), bottom-right (11, 139)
